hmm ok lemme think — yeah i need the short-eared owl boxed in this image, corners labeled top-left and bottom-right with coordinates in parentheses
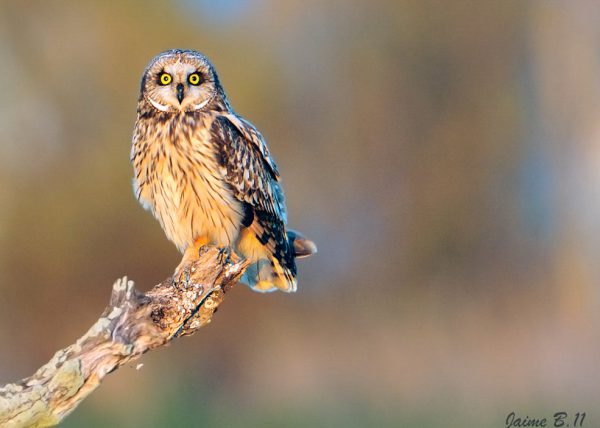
top-left (131, 49), bottom-right (315, 292)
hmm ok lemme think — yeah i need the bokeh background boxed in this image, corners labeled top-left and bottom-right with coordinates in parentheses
top-left (1, 1), bottom-right (600, 427)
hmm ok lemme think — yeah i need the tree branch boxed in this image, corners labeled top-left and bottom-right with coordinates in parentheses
top-left (0, 246), bottom-right (249, 428)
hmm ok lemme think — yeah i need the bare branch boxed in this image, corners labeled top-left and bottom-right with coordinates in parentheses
top-left (0, 247), bottom-right (249, 428)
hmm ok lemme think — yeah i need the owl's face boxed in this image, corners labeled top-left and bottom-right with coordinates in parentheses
top-left (140, 50), bottom-right (221, 113)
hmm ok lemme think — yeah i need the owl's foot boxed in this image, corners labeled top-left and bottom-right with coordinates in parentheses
top-left (174, 255), bottom-right (193, 284)
top-left (217, 246), bottom-right (232, 264)
top-left (174, 236), bottom-right (212, 282)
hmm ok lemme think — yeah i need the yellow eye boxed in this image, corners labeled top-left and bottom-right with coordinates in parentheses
top-left (159, 73), bottom-right (172, 85)
top-left (188, 73), bottom-right (201, 85)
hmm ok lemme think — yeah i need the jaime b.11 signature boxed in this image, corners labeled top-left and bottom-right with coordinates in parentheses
top-left (506, 411), bottom-right (586, 428)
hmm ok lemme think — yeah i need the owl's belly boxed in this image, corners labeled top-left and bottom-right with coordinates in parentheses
top-left (147, 154), bottom-right (244, 253)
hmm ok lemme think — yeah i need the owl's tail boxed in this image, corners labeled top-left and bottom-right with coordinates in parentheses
top-left (238, 228), bottom-right (317, 293)
top-left (287, 229), bottom-right (318, 259)
top-left (242, 257), bottom-right (297, 293)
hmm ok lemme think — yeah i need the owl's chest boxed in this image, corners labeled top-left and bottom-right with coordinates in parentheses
top-left (152, 135), bottom-right (222, 216)
top-left (136, 125), bottom-right (244, 251)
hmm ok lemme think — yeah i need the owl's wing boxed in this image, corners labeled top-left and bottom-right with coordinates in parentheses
top-left (213, 114), bottom-right (287, 223)
top-left (210, 113), bottom-right (296, 285)
top-left (222, 114), bottom-right (280, 178)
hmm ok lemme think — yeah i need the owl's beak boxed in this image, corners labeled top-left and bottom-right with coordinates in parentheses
top-left (176, 83), bottom-right (185, 103)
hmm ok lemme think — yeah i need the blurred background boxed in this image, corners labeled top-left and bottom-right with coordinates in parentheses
top-left (1, 1), bottom-right (600, 427)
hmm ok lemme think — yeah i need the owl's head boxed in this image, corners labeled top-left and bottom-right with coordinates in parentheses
top-left (139, 49), bottom-right (227, 113)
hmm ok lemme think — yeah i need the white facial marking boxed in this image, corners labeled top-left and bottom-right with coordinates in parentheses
top-left (193, 98), bottom-right (210, 110)
top-left (148, 97), bottom-right (170, 112)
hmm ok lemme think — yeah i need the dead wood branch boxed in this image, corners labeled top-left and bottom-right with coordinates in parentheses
top-left (0, 246), bottom-right (249, 428)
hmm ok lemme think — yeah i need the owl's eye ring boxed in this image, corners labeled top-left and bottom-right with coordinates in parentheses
top-left (188, 72), bottom-right (201, 86)
top-left (158, 73), bottom-right (172, 85)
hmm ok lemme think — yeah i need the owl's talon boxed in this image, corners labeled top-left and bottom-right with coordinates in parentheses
top-left (217, 246), bottom-right (232, 264)
top-left (173, 266), bottom-right (190, 285)
top-left (197, 245), bottom-right (210, 257)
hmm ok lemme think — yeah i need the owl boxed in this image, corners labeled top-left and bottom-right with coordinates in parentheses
top-left (131, 49), bottom-right (315, 292)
